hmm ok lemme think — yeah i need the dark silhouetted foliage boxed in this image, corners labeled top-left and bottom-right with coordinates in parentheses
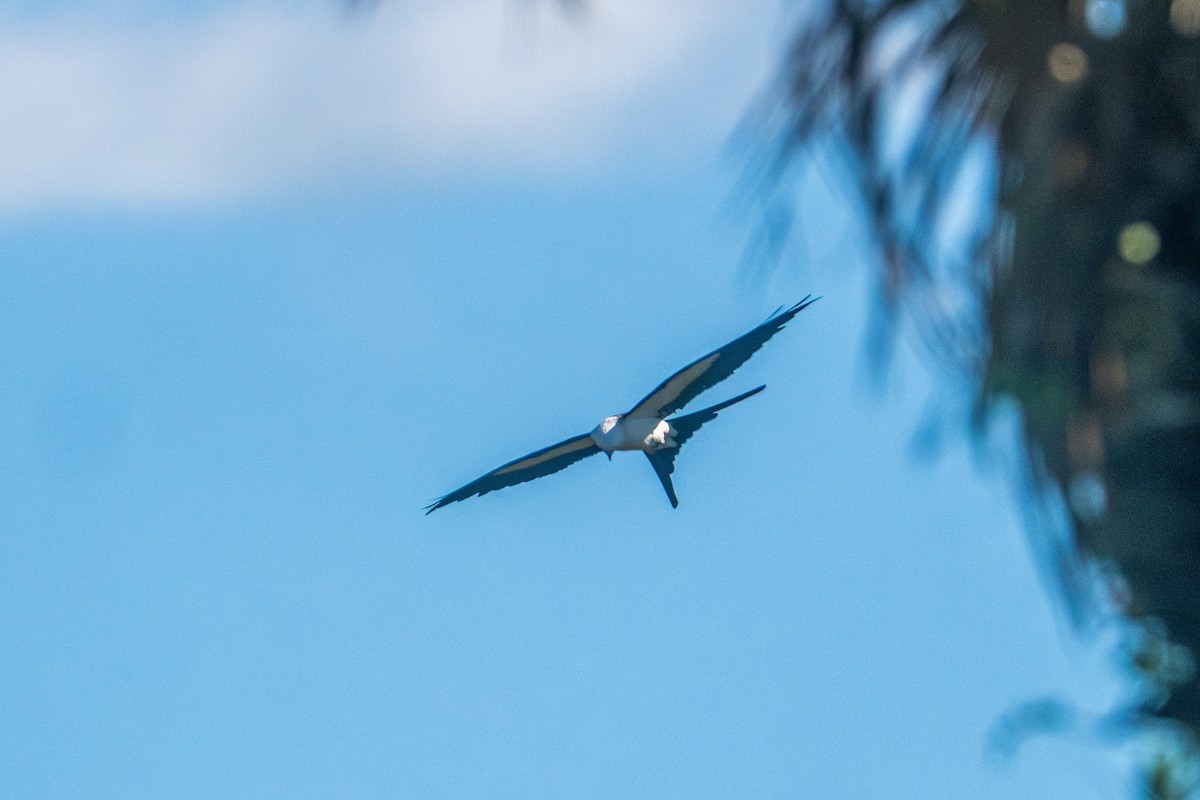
top-left (750, 1), bottom-right (1200, 794)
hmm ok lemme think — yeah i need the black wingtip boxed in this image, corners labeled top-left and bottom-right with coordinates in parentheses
top-left (784, 294), bottom-right (820, 316)
top-left (763, 294), bottom-right (819, 326)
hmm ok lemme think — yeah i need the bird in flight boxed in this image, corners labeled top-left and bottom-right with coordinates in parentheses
top-left (425, 295), bottom-right (818, 513)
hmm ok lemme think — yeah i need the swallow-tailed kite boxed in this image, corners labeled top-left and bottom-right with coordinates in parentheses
top-left (425, 295), bottom-right (818, 513)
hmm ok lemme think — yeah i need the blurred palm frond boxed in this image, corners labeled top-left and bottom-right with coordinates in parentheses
top-left (749, 0), bottom-right (1200, 786)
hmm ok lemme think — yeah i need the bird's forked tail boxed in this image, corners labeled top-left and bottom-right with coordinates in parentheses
top-left (645, 384), bottom-right (766, 508)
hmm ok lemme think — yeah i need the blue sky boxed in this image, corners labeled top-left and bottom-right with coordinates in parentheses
top-left (0, 2), bottom-right (1135, 798)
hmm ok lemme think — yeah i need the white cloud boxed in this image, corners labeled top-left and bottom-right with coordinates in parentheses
top-left (0, 0), bottom-right (779, 213)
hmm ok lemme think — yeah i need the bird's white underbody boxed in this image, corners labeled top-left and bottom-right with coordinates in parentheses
top-left (590, 415), bottom-right (677, 454)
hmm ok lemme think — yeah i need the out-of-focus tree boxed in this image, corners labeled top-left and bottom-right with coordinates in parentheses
top-left (350, 0), bottom-right (1200, 793)
top-left (745, 1), bottom-right (1200, 795)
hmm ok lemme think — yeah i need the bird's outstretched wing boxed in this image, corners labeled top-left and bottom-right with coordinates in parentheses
top-left (425, 433), bottom-right (600, 513)
top-left (626, 296), bottom-right (818, 420)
